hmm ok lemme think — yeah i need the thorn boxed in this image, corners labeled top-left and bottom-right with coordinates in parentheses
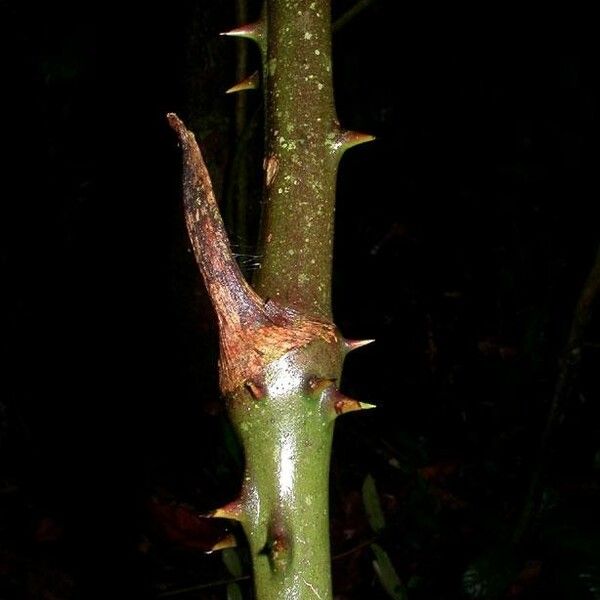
top-left (226, 71), bottom-right (259, 94)
top-left (166, 112), bottom-right (190, 140)
top-left (220, 23), bottom-right (257, 37)
top-left (326, 129), bottom-right (375, 157)
top-left (344, 338), bottom-right (375, 352)
top-left (205, 499), bottom-right (244, 522)
top-left (331, 390), bottom-right (376, 416)
top-left (220, 21), bottom-right (265, 46)
top-left (208, 533), bottom-right (237, 552)
top-left (340, 130), bottom-right (376, 149)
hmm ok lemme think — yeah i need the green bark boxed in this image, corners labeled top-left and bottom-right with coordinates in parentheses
top-left (169, 1), bottom-right (373, 598)
top-left (254, 0), bottom-right (338, 318)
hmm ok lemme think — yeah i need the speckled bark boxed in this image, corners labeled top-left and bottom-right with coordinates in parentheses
top-left (243, 4), bottom-right (343, 597)
top-left (253, 0), bottom-right (339, 319)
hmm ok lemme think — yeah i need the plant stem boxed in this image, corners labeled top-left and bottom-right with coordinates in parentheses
top-left (254, 0), bottom-right (339, 318)
top-left (239, 5), bottom-right (358, 596)
top-left (170, 2), bottom-right (374, 598)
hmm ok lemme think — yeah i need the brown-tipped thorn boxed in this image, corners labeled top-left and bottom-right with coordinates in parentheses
top-left (220, 23), bottom-right (256, 37)
top-left (206, 499), bottom-right (244, 522)
top-left (220, 20), bottom-right (266, 53)
top-left (220, 22), bottom-right (263, 41)
top-left (332, 390), bottom-right (376, 416)
top-left (208, 533), bottom-right (237, 552)
top-left (326, 129), bottom-right (375, 157)
top-left (226, 71), bottom-right (259, 94)
top-left (344, 338), bottom-right (375, 353)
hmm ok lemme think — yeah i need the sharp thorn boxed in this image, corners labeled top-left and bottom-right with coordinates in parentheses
top-left (226, 71), bottom-right (259, 94)
top-left (327, 129), bottom-right (375, 157)
top-left (208, 533), bottom-right (237, 552)
top-left (205, 500), bottom-right (244, 522)
top-left (220, 21), bottom-right (264, 45)
top-left (332, 390), bottom-right (376, 416)
top-left (344, 338), bottom-right (375, 352)
top-left (340, 130), bottom-right (376, 149)
top-left (220, 23), bottom-right (257, 37)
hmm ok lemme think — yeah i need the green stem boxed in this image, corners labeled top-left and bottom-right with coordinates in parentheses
top-left (254, 0), bottom-right (338, 318)
top-left (230, 342), bottom-right (340, 600)
top-left (236, 3), bottom-right (369, 597)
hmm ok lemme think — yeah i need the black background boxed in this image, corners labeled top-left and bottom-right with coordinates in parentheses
top-left (1, 2), bottom-right (599, 598)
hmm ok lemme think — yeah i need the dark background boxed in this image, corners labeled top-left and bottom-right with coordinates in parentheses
top-left (1, 1), bottom-right (599, 599)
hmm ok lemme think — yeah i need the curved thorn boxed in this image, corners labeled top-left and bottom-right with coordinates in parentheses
top-left (169, 112), bottom-right (281, 393)
top-left (226, 71), bottom-right (260, 94)
top-left (331, 390), bottom-right (376, 416)
top-left (208, 533), bottom-right (237, 552)
top-left (205, 499), bottom-right (244, 522)
top-left (166, 113), bottom-right (260, 321)
top-left (326, 129), bottom-right (375, 157)
top-left (344, 338), bottom-right (375, 353)
top-left (220, 21), bottom-right (266, 51)
top-left (339, 130), bottom-right (376, 150)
